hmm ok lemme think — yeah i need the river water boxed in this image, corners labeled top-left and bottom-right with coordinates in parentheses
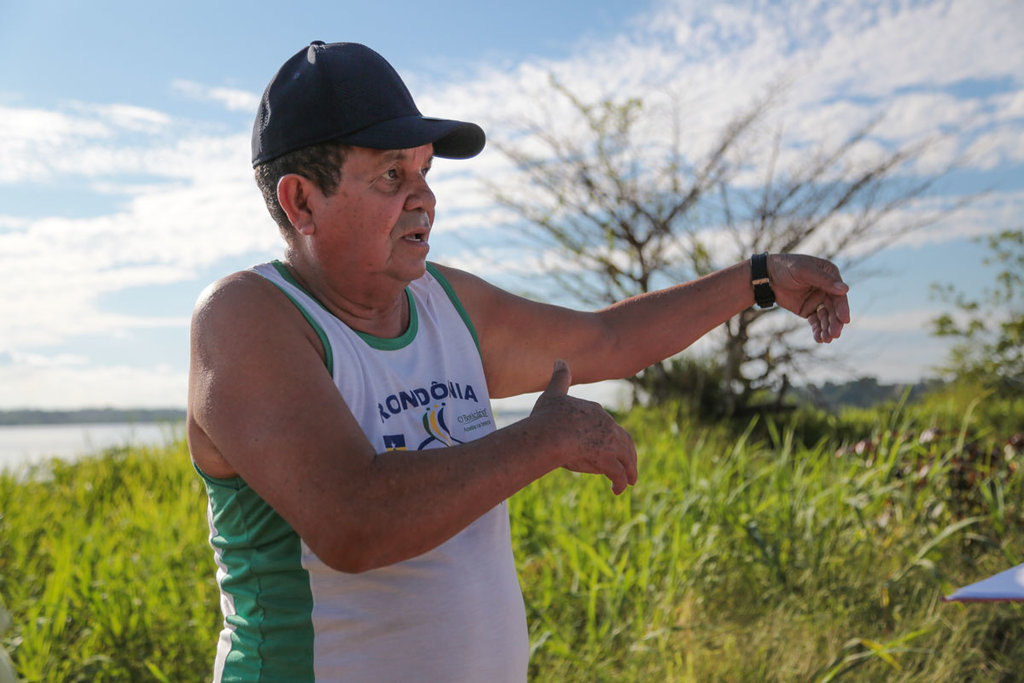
top-left (0, 409), bottom-right (532, 477)
top-left (0, 422), bottom-right (183, 476)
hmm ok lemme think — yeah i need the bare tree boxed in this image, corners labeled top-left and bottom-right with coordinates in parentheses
top-left (486, 76), bottom-right (965, 415)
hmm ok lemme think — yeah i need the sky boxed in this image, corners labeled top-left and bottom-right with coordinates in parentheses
top-left (0, 0), bottom-right (1021, 411)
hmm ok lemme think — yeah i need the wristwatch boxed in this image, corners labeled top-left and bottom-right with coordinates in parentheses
top-left (750, 252), bottom-right (776, 309)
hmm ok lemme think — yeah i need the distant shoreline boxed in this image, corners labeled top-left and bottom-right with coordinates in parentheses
top-left (0, 408), bottom-right (186, 427)
top-left (0, 377), bottom-right (939, 427)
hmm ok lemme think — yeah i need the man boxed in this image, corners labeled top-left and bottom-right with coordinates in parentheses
top-left (187, 41), bottom-right (850, 682)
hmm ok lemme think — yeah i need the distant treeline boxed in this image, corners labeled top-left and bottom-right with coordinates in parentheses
top-left (794, 376), bottom-right (946, 411)
top-left (0, 408), bottom-right (186, 426)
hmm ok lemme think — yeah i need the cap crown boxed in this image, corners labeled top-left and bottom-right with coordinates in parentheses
top-left (252, 42), bottom-right (483, 165)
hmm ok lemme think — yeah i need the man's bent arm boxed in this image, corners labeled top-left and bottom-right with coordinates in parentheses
top-left (187, 273), bottom-right (636, 574)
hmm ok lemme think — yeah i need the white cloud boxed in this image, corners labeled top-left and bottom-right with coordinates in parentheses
top-left (0, 117), bottom-right (278, 351)
top-left (2, 0), bottom-right (1022, 408)
top-left (0, 361), bottom-right (187, 410)
top-left (0, 102), bottom-right (178, 182)
top-left (850, 307), bottom-right (942, 333)
top-left (0, 106), bottom-right (108, 182)
top-left (171, 79), bottom-right (261, 113)
top-left (879, 94), bottom-right (984, 141)
top-left (0, 181), bottom-right (277, 347)
top-left (887, 190), bottom-right (1024, 249)
top-left (0, 105), bottom-right (111, 144)
top-left (8, 351), bottom-right (91, 368)
top-left (966, 127), bottom-right (1024, 170)
top-left (72, 102), bottom-right (173, 132)
top-left (991, 89), bottom-right (1024, 122)
top-left (420, 0), bottom-right (1024, 246)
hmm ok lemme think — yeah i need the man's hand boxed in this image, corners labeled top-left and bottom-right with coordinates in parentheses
top-left (530, 360), bottom-right (638, 494)
top-left (768, 254), bottom-right (852, 343)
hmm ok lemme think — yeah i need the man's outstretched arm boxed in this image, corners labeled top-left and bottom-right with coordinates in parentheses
top-left (436, 254), bottom-right (850, 399)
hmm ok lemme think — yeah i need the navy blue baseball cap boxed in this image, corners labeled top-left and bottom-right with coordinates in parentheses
top-left (252, 41), bottom-right (486, 166)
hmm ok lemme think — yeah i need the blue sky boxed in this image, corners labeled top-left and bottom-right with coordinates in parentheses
top-left (1, 0), bottom-right (1022, 410)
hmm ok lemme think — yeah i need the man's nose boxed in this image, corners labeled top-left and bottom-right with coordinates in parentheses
top-left (404, 174), bottom-right (436, 213)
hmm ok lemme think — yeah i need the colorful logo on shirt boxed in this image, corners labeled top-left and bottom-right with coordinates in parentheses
top-left (418, 402), bottom-right (465, 450)
top-left (378, 379), bottom-right (487, 452)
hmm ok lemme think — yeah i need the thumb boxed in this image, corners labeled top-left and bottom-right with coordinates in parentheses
top-left (541, 359), bottom-right (572, 398)
top-left (807, 260), bottom-right (849, 295)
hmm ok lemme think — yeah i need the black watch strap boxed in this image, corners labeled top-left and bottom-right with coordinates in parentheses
top-left (751, 252), bottom-right (776, 309)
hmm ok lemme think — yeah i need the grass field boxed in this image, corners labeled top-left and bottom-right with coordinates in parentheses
top-left (1, 390), bottom-right (1021, 681)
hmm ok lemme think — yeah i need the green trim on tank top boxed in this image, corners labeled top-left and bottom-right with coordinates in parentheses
top-left (425, 262), bottom-right (481, 356)
top-left (199, 456), bottom-right (316, 680)
top-left (192, 458), bottom-right (245, 488)
top-left (267, 261), bottom-right (334, 374)
top-left (270, 260), bottom-right (419, 351)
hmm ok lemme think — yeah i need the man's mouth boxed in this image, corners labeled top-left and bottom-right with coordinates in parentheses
top-left (398, 213), bottom-right (431, 244)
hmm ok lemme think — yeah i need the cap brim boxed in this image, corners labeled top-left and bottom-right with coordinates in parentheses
top-left (340, 115), bottom-right (485, 159)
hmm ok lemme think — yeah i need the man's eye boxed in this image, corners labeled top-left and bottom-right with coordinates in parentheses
top-left (384, 169), bottom-right (399, 180)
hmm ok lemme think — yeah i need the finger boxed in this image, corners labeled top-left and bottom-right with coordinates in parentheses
top-left (835, 294), bottom-right (852, 324)
top-left (623, 430), bottom-right (638, 485)
top-left (609, 432), bottom-right (639, 495)
top-left (810, 302), bottom-right (826, 331)
top-left (824, 298), bottom-right (849, 340)
top-left (541, 359), bottom-right (572, 398)
top-left (809, 305), bottom-right (831, 343)
top-left (828, 311), bottom-right (845, 340)
top-left (810, 297), bottom-right (852, 343)
top-left (608, 464), bottom-right (628, 495)
top-left (809, 315), bottom-right (822, 343)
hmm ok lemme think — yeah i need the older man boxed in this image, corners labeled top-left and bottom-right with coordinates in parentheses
top-left (187, 41), bottom-right (850, 682)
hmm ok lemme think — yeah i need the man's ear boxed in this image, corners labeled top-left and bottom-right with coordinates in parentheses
top-left (277, 174), bottom-right (317, 235)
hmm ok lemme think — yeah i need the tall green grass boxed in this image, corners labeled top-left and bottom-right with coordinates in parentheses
top-left (514, 400), bottom-right (1024, 681)
top-left (0, 440), bottom-right (219, 681)
top-left (1, 397), bottom-right (1021, 681)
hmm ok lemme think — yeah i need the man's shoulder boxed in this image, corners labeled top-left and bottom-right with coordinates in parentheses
top-left (192, 267), bottom-right (294, 329)
top-left (196, 267), bottom-right (273, 304)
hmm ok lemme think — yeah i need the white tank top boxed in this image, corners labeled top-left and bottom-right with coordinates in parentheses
top-left (199, 261), bottom-right (529, 682)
